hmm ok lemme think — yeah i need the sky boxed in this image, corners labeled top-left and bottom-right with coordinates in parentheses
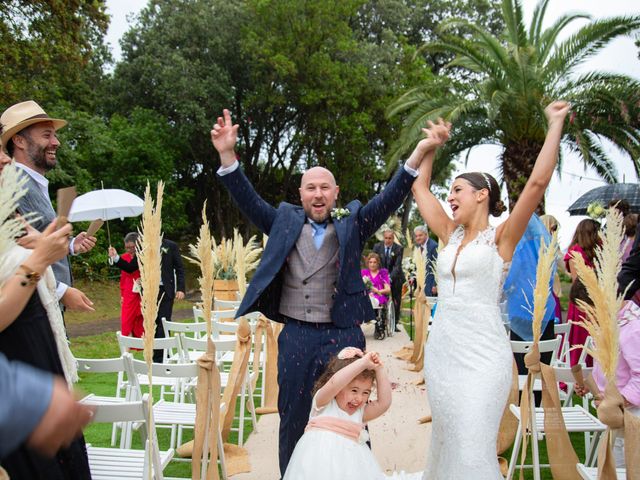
top-left (104, 0), bottom-right (640, 249)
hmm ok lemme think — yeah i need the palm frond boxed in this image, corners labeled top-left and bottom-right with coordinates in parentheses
top-left (546, 16), bottom-right (640, 80)
top-left (536, 13), bottom-right (591, 64)
top-left (529, 0), bottom-right (551, 45)
top-left (501, 0), bottom-right (528, 47)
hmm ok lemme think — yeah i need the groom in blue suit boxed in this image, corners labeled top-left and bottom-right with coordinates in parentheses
top-left (211, 109), bottom-right (433, 476)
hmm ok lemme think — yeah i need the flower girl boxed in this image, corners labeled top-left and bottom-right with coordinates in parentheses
top-left (283, 347), bottom-right (422, 479)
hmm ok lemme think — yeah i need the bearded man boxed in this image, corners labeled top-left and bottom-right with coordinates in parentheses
top-left (1, 101), bottom-right (95, 311)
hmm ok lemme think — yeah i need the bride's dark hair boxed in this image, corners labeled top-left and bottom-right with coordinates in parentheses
top-left (455, 172), bottom-right (506, 217)
top-left (312, 354), bottom-right (376, 397)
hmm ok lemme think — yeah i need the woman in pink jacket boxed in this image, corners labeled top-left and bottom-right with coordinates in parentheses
top-left (576, 300), bottom-right (640, 467)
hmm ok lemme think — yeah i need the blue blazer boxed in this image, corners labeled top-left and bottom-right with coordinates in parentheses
top-left (218, 166), bottom-right (415, 328)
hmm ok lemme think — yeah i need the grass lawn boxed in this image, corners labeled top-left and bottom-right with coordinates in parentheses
top-left (65, 278), bottom-right (193, 325)
top-left (71, 331), bottom-right (254, 478)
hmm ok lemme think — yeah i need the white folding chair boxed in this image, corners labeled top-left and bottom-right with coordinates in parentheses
top-left (123, 355), bottom-right (228, 479)
top-left (162, 318), bottom-right (210, 346)
top-left (116, 332), bottom-right (187, 402)
top-left (76, 356), bottom-right (131, 448)
top-left (554, 322), bottom-right (571, 365)
top-left (83, 393), bottom-right (174, 480)
top-left (180, 335), bottom-right (258, 445)
top-left (506, 366), bottom-right (607, 480)
top-left (214, 298), bottom-right (241, 310)
top-left (511, 337), bottom-right (561, 392)
top-left (576, 463), bottom-right (626, 479)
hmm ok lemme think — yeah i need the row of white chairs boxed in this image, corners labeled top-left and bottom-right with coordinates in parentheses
top-left (80, 352), bottom-right (237, 479)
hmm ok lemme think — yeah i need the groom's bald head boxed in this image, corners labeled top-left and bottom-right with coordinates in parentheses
top-left (299, 167), bottom-right (340, 223)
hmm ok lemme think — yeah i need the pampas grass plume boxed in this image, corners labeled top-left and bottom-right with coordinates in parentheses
top-left (531, 231), bottom-right (559, 343)
top-left (572, 207), bottom-right (624, 381)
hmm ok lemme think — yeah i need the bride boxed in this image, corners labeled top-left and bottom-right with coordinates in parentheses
top-left (412, 101), bottom-right (570, 479)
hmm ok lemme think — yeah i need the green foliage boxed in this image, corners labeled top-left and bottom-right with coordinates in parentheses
top-left (105, 0), bottom-right (436, 236)
top-left (390, 0), bottom-right (640, 208)
top-left (0, 0), bottom-right (110, 108)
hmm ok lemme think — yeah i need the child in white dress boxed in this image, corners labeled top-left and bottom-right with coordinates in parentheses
top-left (283, 347), bottom-right (422, 480)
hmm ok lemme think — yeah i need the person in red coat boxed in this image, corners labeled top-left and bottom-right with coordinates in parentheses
top-left (108, 232), bottom-right (143, 337)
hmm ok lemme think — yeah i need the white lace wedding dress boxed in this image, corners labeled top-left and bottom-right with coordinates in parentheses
top-left (423, 226), bottom-right (513, 479)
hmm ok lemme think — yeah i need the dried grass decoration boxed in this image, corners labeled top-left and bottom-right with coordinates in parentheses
top-left (136, 181), bottom-right (164, 480)
top-left (0, 164), bottom-right (29, 260)
top-left (570, 207), bottom-right (639, 478)
top-left (515, 231), bottom-right (582, 480)
top-left (184, 203), bottom-right (222, 480)
top-left (232, 229), bottom-right (262, 297)
top-left (409, 246), bottom-right (428, 371)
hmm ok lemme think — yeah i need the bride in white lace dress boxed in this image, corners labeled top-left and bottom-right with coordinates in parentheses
top-left (411, 101), bottom-right (570, 479)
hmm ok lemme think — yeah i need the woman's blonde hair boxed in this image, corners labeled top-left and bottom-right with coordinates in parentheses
top-left (540, 214), bottom-right (559, 234)
top-left (366, 252), bottom-right (381, 265)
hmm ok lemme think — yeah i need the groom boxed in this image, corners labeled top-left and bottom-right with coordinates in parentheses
top-left (211, 109), bottom-right (428, 475)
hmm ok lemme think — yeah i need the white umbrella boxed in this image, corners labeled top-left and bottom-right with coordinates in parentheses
top-left (69, 189), bottom-right (144, 221)
top-left (69, 188), bottom-right (144, 245)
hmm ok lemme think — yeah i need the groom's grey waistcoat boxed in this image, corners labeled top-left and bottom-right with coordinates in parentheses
top-left (16, 169), bottom-right (72, 286)
top-left (279, 223), bottom-right (339, 323)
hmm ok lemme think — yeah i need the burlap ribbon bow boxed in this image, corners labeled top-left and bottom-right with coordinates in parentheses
top-left (253, 314), bottom-right (280, 415)
top-left (518, 343), bottom-right (580, 479)
top-left (590, 381), bottom-right (640, 479)
top-left (191, 339), bottom-right (222, 480)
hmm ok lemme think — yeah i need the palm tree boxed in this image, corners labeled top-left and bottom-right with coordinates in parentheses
top-left (388, 0), bottom-right (640, 211)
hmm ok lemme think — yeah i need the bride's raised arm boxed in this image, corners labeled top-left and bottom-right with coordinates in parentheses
top-left (496, 101), bottom-right (570, 259)
top-left (411, 119), bottom-right (454, 244)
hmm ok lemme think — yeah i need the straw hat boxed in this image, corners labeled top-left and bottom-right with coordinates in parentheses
top-left (0, 100), bottom-right (67, 148)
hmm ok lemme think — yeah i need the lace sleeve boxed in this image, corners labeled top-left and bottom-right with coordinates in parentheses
top-left (447, 225), bottom-right (465, 245)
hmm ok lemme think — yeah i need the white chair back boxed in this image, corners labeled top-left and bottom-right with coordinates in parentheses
top-left (510, 336), bottom-right (561, 364)
top-left (83, 392), bottom-right (170, 480)
top-left (117, 331), bottom-right (184, 363)
top-left (215, 298), bottom-right (241, 310)
top-left (162, 318), bottom-right (209, 339)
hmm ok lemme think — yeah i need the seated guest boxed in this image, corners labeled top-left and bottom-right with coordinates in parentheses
top-left (575, 300), bottom-right (640, 467)
top-left (361, 252), bottom-right (391, 308)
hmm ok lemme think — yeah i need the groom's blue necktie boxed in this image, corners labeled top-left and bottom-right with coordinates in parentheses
top-left (310, 221), bottom-right (328, 250)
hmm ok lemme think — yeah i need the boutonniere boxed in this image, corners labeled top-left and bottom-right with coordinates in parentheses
top-left (330, 207), bottom-right (350, 220)
top-left (161, 246), bottom-right (169, 255)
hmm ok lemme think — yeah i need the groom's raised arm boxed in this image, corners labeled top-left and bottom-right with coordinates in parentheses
top-left (357, 166), bottom-right (417, 240)
top-left (212, 109), bottom-right (277, 234)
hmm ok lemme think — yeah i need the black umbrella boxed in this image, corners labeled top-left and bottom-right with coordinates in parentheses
top-left (567, 183), bottom-right (640, 215)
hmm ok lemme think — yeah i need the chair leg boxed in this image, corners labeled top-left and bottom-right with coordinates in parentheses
top-left (218, 427), bottom-right (227, 480)
top-left (247, 388), bottom-right (258, 431)
top-left (506, 422), bottom-right (522, 480)
top-left (585, 431), bottom-right (602, 467)
top-left (531, 410), bottom-right (541, 480)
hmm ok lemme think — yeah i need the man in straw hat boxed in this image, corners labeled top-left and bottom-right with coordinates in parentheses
top-left (1, 100), bottom-right (96, 311)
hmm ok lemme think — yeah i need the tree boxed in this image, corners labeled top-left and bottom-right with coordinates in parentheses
top-left (107, 0), bottom-right (435, 236)
top-left (389, 0), bottom-right (640, 211)
top-left (0, 0), bottom-right (110, 108)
